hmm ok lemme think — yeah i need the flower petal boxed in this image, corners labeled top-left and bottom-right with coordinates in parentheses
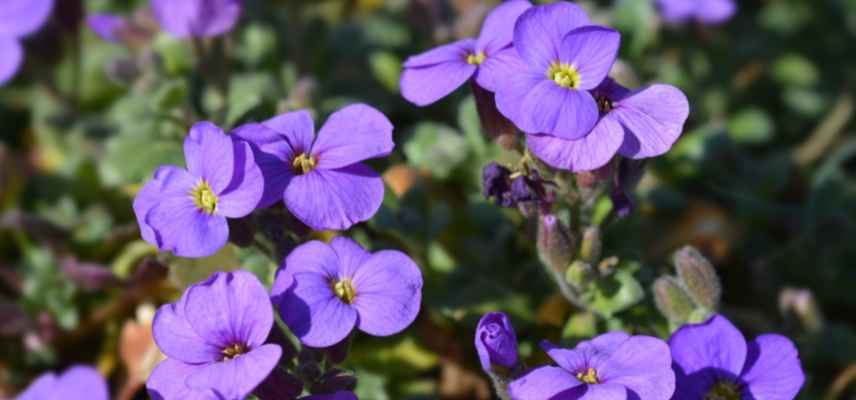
top-left (668, 314), bottom-right (747, 377)
top-left (147, 358), bottom-right (221, 400)
top-left (740, 334), bottom-right (805, 400)
top-left (656, 0), bottom-right (695, 24)
top-left (133, 166), bottom-right (181, 245)
top-left (578, 383), bottom-right (626, 400)
top-left (151, 0), bottom-right (241, 38)
top-left (301, 391), bottom-right (359, 400)
top-left (184, 271), bottom-right (274, 349)
top-left (476, 0), bottom-right (533, 55)
top-left (146, 194), bottom-right (229, 258)
top-left (351, 250), bottom-right (423, 337)
top-left (0, 37), bottom-right (23, 86)
top-left (278, 272), bottom-right (357, 348)
top-left (186, 344), bottom-right (282, 399)
top-left (55, 366), bottom-right (109, 400)
top-left (508, 366), bottom-right (584, 400)
top-left (558, 26), bottom-right (620, 90)
top-left (184, 122), bottom-right (234, 193)
top-left (400, 60), bottom-right (476, 106)
top-left (402, 38), bottom-right (475, 68)
top-left (527, 113), bottom-right (623, 172)
top-left (313, 104), bottom-right (394, 169)
top-left (330, 236), bottom-right (371, 280)
top-left (598, 336), bottom-right (675, 400)
top-left (513, 2), bottom-right (590, 73)
top-left (0, 0), bottom-right (54, 37)
top-left (231, 122), bottom-right (298, 208)
top-left (152, 292), bottom-right (222, 363)
top-left (273, 240), bottom-right (341, 297)
top-left (263, 109), bottom-right (316, 153)
top-left (697, 0), bottom-right (737, 25)
top-left (16, 372), bottom-right (57, 400)
top-left (87, 14), bottom-right (127, 43)
top-left (476, 45), bottom-right (526, 93)
top-left (216, 141), bottom-right (264, 217)
top-left (521, 80), bottom-right (599, 139)
top-left (284, 164), bottom-right (384, 231)
top-left (615, 84), bottom-right (689, 159)
top-left (492, 48), bottom-right (545, 132)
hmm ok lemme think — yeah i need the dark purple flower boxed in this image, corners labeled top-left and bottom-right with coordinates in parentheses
top-left (492, 2), bottom-right (620, 140)
top-left (509, 332), bottom-right (675, 400)
top-left (301, 392), bottom-right (358, 400)
top-left (271, 237), bottom-right (423, 348)
top-left (400, 0), bottom-right (532, 106)
top-left (475, 312), bottom-right (519, 373)
top-left (527, 78), bottom-right (689, 172)
top-left (669, 314), bottom-right (804, 400)
top-left (16, 365), bottom-right (108, 400)
top-left (232, 104), bottom-right (393, 231)
top-left (151, 0), bottom-right (242, 39)
top-left (147, 271), bottom-right (282, 400)
top-left (657, 0), bottom-right (736, 25)
top-left (482, 162), bottom-right (514, 207)
top-left (87, 13), bottom-right (127, 43)
top-left (0, 0), bottom-right (55, 86)
top-left (133, 122), bottom-right (263, 258)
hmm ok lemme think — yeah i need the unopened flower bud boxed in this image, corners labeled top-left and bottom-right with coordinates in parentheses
top-left (565, 260), bottom-right (593, 288)
top-left (779, 287), bottom-right (823, 333)
top-left (579, 227), bottom-right (601, 263)
top-left (537, 214), bottom-right (574, 275)
top-left (253, 367), bottom-right (303, 400)
top-left (475, 312), bottom-right (519, 375)
top-left (653, 277), bottom-right (696, 324)
top-left (483, 162), bottom-right (513, 207)
top-left (674, 246), bottom-right (721, 310)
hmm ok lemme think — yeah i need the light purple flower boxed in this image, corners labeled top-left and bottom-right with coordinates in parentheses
top-left (147, 271), bottom-right (282, 400)
top-left (87, 13), bottom-right (127, 43)
top-left (491, 2), bottom-right (621, 141)
top-left (271, 237), bottom-right (423, 348)
top-left (16, 365), bottom-right (108, 400)
top-left (508, 332), bottom-right (675, 400)
top-left (151, 0), bottom-right (242, 39)
top-left (301, 391), bottom-right (358, 400)
top-left (527, 78), bottom-right (689, 172)
top-left (400, 0), bottom-right (532, 106)
top-left (475, 312), bottom-right (519, 373)
top-left (133, 121), bottom-right (263, 258)
top-left (657, 0), bottom-right (736, 25)
top-left (0, 0), bottom-right (55, 86)
top-left (232, 104), bottom-right (393, 231)
top-left (669, 314), bottom-right (805, 400)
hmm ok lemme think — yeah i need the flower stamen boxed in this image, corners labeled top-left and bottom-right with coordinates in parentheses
top-left (704, 380), bottom-right (741, 400)
top-left (332, 278), bottom-right (357, 304)
top-left (596, 94), bottom-right (614, 114)
top-left (221, 343), bottom-right (247, 360)
top-left (190, 180), bottom-right (218, 214)
top-left (467, 51), bottom-right (486, 65)
top-left (547, 62), bottom-right (580, 89)
top-left (576, 367), bottom-right (599, 384)
top-left (292, 153), bottom-right (317, 175)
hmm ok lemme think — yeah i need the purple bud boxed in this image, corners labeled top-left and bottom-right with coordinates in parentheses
top-left (611, 159), bottom-right (646, 218)
top-left (475, 312), bottom-right (519, 374)
top-left (482, 162), bottom-right (513, 207)
top-left (537, 214), bottom-right (574, 274)
top-left (674, 246), bottom-right (721, 310)
top-left (254, 367), bottom-right (304, 400)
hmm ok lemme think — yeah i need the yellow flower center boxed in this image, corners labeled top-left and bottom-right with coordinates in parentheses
top-left (190, 180), bottom-right (218, 214)
top-left (221, 343), bottom-right (247, 360)
top-left (704, 380), bottom-right (741, 400)
top-left (292, 153), bottom-right (317, 175)
top-left (576, 367), bottom-right (599, 384)
top-left (467, 51), bottom-right (486, 65)
top-left (547, 62), bottom-right (580, 89)
top-left (332, 278), bottom-right (357, 304)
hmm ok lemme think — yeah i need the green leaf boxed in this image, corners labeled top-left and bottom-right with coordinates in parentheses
top-left (728, 108), bottom-right (774, 145)
top-left (369, 51), bottom-right (402, 93)
top-left (772, 54), bottom-right (819, 88)
top-left (588, 265), bottom-right (645, 318)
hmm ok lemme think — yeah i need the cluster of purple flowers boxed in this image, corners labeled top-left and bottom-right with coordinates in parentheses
top-left (475, 312), bottom-right (804, 400)
top-left (402, 1), bottom-right (690, 173)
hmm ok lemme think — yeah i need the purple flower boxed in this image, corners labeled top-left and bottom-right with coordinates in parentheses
top-left (527, 78), bottom-right (689, 172)
top-left (151, 0), bottom-right (242, 39)
top-left (0, 0), bottom-right (55, 86)
top-left (492, 2), bottom-right (621, 140)
top-left (87, 13), bottom-right (127, 43)
top-left (475, 312), bottom-right (519, 373)
top-left (147, 271), bottom-right (283, 400)
top-left (16, 365), bottom-right (108, 400)
top-left (400, 0), bottom-right (532, 106)
top-left (657, 0), bottom-right (736, 25)
top-left (271, 237), bottom-right (423, 348)
top-left (232, 104), bottom-right (394, 231)
top-left (301, 392), bottom-right (358, 400)
top-left (133, 122), bottom-right (263, 258)
top-left (669, 314), bottom-right (805, 400)
top-left (509, 332), bottom-right (675, 400)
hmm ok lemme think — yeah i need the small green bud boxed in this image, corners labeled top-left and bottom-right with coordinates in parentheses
top-left (565, 260), bottom-right (594, 288)
top-left (579, 227), bottom-right (601, 263)
top-left (674, 246), bottom-right (721, 310)
top-left (653, 276), bottom-right (696, 323)
top-left (537, 214), bottom-right (574, 275)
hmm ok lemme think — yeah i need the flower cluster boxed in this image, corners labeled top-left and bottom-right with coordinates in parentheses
top-left (475, 312), bottom-right (804, 400)
top-left (0, 0), bottom-right (54, 86)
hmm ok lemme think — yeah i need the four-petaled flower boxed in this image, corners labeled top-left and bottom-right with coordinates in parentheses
top-left (400, 0), bottom-right (532, 106)
top-left (134, 122), bottom-right (263, 258)
top-left (233, 104), bottom-right (394, 231)
top-left (657, 0), bottom-right (736, 26)
top-left (508, 332), bottom-right (675, 400)
top-left (17, 365), bottom-right (109, 400)
top-left (0, 0), bottom-right (54, 86)
top-left (147, 271), bottom-right (283, 400)
top-left (669, 314), bottom-right (804, 400)
top-left (151, 0), bottom-right (242, 39)
top-left (272, 237), bottom-right (423, 348)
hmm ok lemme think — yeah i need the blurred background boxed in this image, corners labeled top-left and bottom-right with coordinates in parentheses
top-left (0, 0), bottom-right (854, 398)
